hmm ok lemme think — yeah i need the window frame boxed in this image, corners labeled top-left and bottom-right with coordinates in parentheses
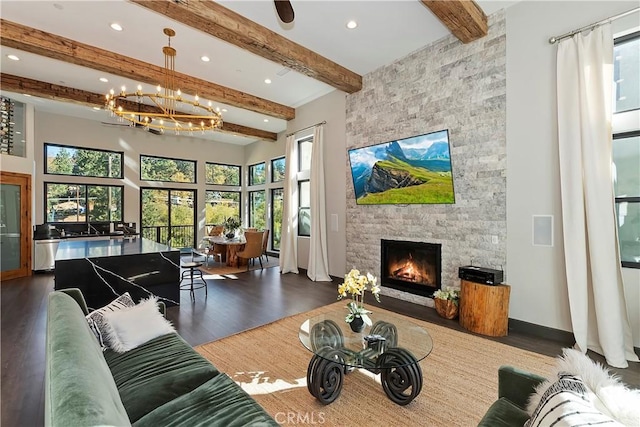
top-left (270, 187), bottom-right (284, 251)
top-left (612, 30), bottom-right (640, 269)
top-left (297, 136), bottom-right (312, 237)
top-left (44, 181), bottom-right (125, 224)
top-left (248, 189), bottom-right (266, 229)
top-left (139, 154), bottom-right (197, 184)
top-left (248, 161), bottom-right (267, 186)
top-left (205, 162), bottom-right (242, 186)
top-left (270, 156), bottom-right (286, 183)
top-left (44, 142), bottom-right (124, 179)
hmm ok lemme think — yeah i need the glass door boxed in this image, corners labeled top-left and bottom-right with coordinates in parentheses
top-left (1, 172), bottom-right (31, 280)
top-left (140, 188), bottom-right (196, 249)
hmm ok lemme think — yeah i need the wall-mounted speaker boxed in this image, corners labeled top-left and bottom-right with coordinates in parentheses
top-left (532, 215), bottom-right (553, 247)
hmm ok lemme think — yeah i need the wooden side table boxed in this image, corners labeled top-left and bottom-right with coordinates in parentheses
top-left (459, 280), bottom-right (511, 337)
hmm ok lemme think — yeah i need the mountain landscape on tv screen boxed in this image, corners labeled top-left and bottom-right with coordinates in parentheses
top-left (348, 130), bottom-right (455, 205)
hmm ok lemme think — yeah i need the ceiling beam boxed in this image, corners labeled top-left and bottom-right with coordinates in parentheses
top-left (129, 0), bottom-right (362, 94)
top-left (421, 0), bottom-right (488, 43)
top-left (1, 73), bottom-right (277, 141)
top-left (0, 19), bottom-right (294, 121)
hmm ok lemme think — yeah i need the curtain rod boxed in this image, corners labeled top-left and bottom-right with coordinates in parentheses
top-left (286, 121), bottom-right (326, 137)
top-left (549, 7), bottom-right (639, 44)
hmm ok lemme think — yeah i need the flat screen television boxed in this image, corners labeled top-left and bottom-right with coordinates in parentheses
top-left (348, 129), bottom-right (455, 205)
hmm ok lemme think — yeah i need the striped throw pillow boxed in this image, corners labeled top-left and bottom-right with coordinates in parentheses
top-left (86, 293), bottom-right (135, 350)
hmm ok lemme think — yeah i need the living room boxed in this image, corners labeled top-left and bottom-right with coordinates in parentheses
top-left (1, 0), bottom-right (639, 425)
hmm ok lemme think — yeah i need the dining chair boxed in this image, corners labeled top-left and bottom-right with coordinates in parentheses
top-left (236, 231), bottom-right (264, 270)
top-left (261, 229), bottom-right (270, 262)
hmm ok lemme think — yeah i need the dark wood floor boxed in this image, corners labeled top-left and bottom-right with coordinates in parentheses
top-left (2, 265), bottom-right (639, 426)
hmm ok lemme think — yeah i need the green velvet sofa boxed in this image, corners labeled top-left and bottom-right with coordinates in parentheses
top-left (478, 366), bottom-right (546, 426)
top-left (45, 289), bottom-right (278, 426)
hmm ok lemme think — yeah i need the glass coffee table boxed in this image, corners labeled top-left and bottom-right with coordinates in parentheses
top-left (299, 309), bottom-right (433, 405)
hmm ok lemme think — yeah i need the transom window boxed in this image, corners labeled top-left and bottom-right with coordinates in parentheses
top-left (249, 162), bottom-right (266, 186)
top-left (271, 157), bottom-right (285, 182)
top-left (140, 155), bottom-right (196, 183)
top-left (45, 143), bottom-right (123, 179)
top-left (206, 162), bottom-right (241, 186)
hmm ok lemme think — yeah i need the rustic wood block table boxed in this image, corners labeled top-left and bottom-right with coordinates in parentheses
top-left (459, 279), bottom-right (511, 337)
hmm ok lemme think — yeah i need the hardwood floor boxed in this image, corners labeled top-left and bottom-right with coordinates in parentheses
top-left (2, 265), bottom-right (639, 426)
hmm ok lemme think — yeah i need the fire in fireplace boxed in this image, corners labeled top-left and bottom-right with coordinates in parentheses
top-left (381, 239), bottom-right (441, 297)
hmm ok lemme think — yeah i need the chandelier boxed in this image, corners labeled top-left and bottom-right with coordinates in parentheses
top-left (105, 28), bottom-right (222, 134)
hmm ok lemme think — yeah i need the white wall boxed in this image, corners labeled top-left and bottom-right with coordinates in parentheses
top-left (506, 1), bottom-right (640, 346)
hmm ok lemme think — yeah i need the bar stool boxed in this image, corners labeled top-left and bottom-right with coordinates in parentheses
top-left (180, 261), bottom-right (207, 300)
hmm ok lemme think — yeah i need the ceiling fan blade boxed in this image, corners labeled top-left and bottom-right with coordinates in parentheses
top-left (274, 0), bottom-right (294, 23)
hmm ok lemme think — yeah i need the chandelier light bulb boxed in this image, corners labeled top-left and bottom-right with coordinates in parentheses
top-left (156, 85), bottom-right (161, 92)
top-left (110, 89), bottom-right (115, 95)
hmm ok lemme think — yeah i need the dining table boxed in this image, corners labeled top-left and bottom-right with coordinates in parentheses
top-left (202, 235), bottom-right (247, 267)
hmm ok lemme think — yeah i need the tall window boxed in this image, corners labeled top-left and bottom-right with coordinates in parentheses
top-left (206, 162), bottom-right (241, 186)
top-left (249, 162), bottom-right (266, 186)
top-left (612, 32), bottom-right (639, 269)
top-left (46, 182), bottom-right (123, 223)
top-left (205, 191), bottom-right (241, 225)
top-left (271, 188), bottom-right (284, 250)
top-left (140, 155), bottom-right (196, 183)
top-left (298, 137), bottom-right (312, 236)
top-left (249, 190), bottom-right (266, 230)
top-left (45, 143), bottom-right (123, 178)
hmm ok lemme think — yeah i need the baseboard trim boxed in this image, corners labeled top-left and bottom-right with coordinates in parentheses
top-left (508, 318), bottom-right (574, 345)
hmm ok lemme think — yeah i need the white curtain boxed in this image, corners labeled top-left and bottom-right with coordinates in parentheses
top-left (307, 125), bottom-right (331, 281)
top-left (557, 24), bottom-right (638, 368)
top-left (279, 134), bottom-right (299, 274)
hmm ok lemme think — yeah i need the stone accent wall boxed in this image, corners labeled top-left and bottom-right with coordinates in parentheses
top-left (345, 12), bottom-right (506, 306)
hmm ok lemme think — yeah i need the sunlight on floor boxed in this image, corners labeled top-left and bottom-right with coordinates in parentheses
top-left (201, 274), bottom-right (238, 280)
top-left (231, 371), bottom-right (306, 395)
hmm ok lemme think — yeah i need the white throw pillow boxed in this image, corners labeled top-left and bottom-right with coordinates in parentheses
top-left (103, 296), bottom-right (175, 353)
top-left (526, 348), bottom-right (640, 426)
top-left (86, 292), bottom-right (135, 349)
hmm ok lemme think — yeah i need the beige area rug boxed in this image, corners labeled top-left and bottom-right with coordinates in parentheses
top-left (196, 302), bottom-right (555, 426)
top-left (197, 256), bottom-right (280, 277)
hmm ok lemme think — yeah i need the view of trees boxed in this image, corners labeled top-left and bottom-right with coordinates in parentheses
top-left (271, 157), bottom-right (285, 182)
top-left (271, 188), bottom-right (283, 250)
top-left (46, 183), bottom-right (122, 223)
top-left (206, 163), bottom-right (241, 186)
top-left (45, 143), bottom-right (122, 178)
top-left (141, 188), bottom-right (195, 248)
top-left (140, 155), bottom-right (195, 183)
top-left (249, 191), bottom-right (266, 230)
top-left (249, 162), bottom-right (266, 185)
top-left (205, 191), bottom-right (241, 226)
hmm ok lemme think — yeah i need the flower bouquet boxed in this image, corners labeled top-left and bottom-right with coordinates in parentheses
top-left (433, 286), bottom-right (460, 319)
top-left (337, 269), bottom-right (381, 332)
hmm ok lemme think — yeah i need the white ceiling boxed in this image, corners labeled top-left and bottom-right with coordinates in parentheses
top-left (0, 0), bottom-right (518, 146)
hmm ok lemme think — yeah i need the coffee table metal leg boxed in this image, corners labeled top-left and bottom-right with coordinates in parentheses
top-left (306, 348), bottom-right (345, 405)
top-left (377, 348), bottom-right (423, 406)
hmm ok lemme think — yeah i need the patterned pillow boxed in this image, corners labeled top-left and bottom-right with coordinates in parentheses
top-left (86, 293), bottom-right (135, 349)
top-left (525, 373), bottom-right (623, 427)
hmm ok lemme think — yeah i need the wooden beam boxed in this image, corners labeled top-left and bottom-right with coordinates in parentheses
top-left (421, 0), bottom-right (488, 43)
top-left (0, 73), bottom-right (277, 141)
top-left (129, 0), bottom-right (362, 94)
top-left (0, 19), bottom-right (294, 121)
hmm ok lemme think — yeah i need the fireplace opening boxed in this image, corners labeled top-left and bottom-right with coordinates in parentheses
top-left (381, 239), bottom-right (441, 298)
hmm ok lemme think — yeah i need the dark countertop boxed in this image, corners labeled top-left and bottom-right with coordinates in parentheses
top-left (55, 237), bottom-right (176, 261)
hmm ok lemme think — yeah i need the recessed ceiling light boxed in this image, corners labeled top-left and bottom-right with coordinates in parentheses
top-left (346, 20), bottom-right (358, 29)
top-left (200, 56), bottom-right (210, 62)
top-left (264, 78), bottom-right (272, 84)
top-left (110, 23), bottom-right (123, 32)
top-left (92, 107), bottom-right (101, 111)
top-left (15, 131), bottom-right (21, 135)
top-left (263, 119), bottom-right (269, 123)
top-left (222, 108), bottom-right (227, 112)
top-left (7, 54), bottom-right (20, 61)
top-left (99, 77), bottom-right (109, 83)
top-left (23, 94), bottom-right (31, 97)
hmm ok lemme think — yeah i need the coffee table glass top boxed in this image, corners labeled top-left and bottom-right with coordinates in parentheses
top-left (299, 309), bottom-right (433, 369)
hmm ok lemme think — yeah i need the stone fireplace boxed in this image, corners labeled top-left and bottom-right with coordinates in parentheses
top-left (381, 239), bottom-right (441, 298)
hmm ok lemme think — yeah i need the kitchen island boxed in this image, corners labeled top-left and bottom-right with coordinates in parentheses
top-left (55, 237), bottom-right (180, 309)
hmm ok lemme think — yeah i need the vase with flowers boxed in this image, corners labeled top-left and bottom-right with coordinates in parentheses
top-left (433, 286), bottom-right (460, 319)
top-left (337, 269), bottom-right (381, 333)
top-left (223, 216), bottom-right (241, 239)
